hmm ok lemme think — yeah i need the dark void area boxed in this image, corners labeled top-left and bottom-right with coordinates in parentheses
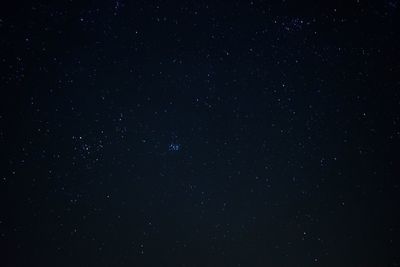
top-left (1, 0), bottom-right (399, 266)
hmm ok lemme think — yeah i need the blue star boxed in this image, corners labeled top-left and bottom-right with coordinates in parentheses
top-left (168, 143), bottom-right (180, 151)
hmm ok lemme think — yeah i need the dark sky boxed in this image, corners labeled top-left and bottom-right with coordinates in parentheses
top-left (1, 0), bottom-right (400, 266)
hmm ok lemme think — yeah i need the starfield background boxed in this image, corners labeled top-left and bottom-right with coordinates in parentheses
top-left (1, 0), bottom-right (400, 266)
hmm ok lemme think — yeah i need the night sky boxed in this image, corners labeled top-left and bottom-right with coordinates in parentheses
top-left (1, 1), bottom-right (400, 266)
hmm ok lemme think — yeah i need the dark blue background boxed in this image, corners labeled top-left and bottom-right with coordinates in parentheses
top-left (1, 0), bottom-right (399, 266)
